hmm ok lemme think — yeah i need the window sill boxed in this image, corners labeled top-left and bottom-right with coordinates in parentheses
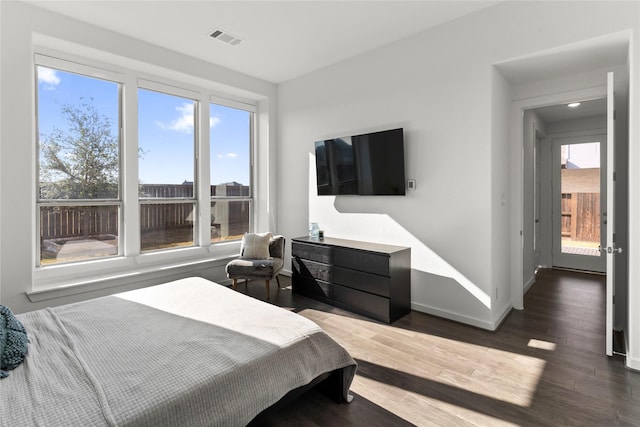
top-left (28, 250), bottom-right (239, 303)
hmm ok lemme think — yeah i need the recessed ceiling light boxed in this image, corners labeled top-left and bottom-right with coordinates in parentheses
top-left (567, 102), bottom-right (581, 108)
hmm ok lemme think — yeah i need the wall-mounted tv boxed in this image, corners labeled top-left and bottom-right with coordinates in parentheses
top-left (315, 128), bottom-right (406, 196)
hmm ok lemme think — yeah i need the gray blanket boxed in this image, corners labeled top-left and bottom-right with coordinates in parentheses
top-left (0, 278), bottom-right (356, 426)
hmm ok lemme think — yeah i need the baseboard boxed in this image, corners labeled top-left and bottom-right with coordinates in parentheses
top-left (626, 354), bottom-right (640, 372)
top-left (492, 302), bottom-right (513, 330)
top-left (524, 274), bottom-right (536, 294)
top-left (411, 301), bottom-right (500, 331)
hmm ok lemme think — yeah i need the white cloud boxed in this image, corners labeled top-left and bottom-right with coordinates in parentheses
top-left (38, 67), bottom-right (61, 88)
top-left (217, 153), bottom-right (238, 159)
top-left (155, 103), bottom-right (194, 133)
top-left (210, 116), bottom-right (221, 128)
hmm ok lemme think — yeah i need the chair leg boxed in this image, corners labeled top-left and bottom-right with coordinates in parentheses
top-left (265, 279), bottom-right (270, 300)
top-left (232, 278), bottom-right (238, 289)
top-left (275, 275), bottom-right (281, 288)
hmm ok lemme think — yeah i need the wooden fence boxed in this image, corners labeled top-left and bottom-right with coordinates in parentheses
top-left (561, 192), bottom-right (600, 243)
top-left (40, 205), bottom-right (119, 240)
top-left (40, 184), bottom-right (249, 240)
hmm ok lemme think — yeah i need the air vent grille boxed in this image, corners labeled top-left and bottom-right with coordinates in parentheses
top-left (209, 28), bottom-right (243, 46)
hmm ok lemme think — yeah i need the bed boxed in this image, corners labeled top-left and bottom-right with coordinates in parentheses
top-left (0, 277), bottom-right (356, 426)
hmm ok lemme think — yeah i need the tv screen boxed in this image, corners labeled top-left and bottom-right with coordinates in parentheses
top-left (315, 128), bottom-right (406, 196)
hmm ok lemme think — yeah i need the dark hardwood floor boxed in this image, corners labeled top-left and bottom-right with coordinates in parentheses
top-left (237, 269), bottom-right (640, 426)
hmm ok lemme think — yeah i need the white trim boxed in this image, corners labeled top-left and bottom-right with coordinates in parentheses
top-left (35, 52), bottom-right (125, 84)
top-left (627, 354), bottom-right (640, 371)
top-left (411, 301), bottom-right (507, 331)
top-left (138, 78), bottom-right (200, 100)
top-left (492, 302), bottom-right (513, 330)
top-left (510, 85), bottom-right (608, 311)
top-left (524, 274), bottom-right (536, 294)
top-left (210, 94), bottom-right (257, 112)
top-left (27, 253), bottom-right (236, 302)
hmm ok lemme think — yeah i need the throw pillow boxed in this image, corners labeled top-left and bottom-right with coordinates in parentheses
top-left (241, 232), bottom-right (272, 259)
top-left (0, 304), bottom-right (28, 378)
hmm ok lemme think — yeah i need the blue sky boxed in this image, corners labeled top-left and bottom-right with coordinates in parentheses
top-left (37, 67), bottom-right (250, 187)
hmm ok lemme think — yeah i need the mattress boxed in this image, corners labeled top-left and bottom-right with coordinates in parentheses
top-left (0, 277), bottom-right (356, 426)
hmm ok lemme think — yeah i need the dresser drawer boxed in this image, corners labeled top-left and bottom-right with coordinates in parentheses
top-left (292, 242), bottom-right (332, 264)
top-left (292, 257), bottom-right (332, 282)
top-left (333, 247), bottom-right (389, 276)
top-left (333, 266), bottom-right (390, 297)
top-left (333, 284), bottom-right (390, 323)
top-left (292, 273), bottom-right (332, 303)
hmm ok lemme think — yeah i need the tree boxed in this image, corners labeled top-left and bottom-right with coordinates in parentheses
top-left (39, 99), bottom-right (119, 200)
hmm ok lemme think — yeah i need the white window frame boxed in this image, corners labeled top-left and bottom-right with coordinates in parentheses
top-left (209, 96), bottom-right (257, 243)
top-left (137, 80), bottom-right (200, 252)
top-left (34, 54), bottom-right (125, 268)
top-left (31, 52), bottom-right (260, 294)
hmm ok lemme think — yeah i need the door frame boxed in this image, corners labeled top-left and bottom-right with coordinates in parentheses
top-left (509, 85), bottom-right (608, 310)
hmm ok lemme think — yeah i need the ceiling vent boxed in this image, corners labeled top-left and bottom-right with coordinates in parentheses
top-left (209, 28), bottom-right (243, 46)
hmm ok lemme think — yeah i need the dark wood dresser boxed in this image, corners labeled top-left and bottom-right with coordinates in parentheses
top-left (291, 236), bottom-right (411, 323)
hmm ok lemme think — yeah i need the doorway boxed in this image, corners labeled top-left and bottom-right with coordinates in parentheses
top-left (523, 86), bottom-right (624, 357)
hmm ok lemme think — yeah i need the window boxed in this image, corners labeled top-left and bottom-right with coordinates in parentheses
top-left (36, 64), bottom-right (122, 266)
top-left (210, 101), bottom-right (253, 242)
top-left (34, 53), bottom-right (259, 278)
top-left (138, 87), bottom-right (197, 252)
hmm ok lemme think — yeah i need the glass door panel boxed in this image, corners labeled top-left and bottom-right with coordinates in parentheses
top-left (559, 142), bottom-right (601, 256)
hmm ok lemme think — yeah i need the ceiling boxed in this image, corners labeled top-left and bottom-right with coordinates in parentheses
top-left (496, 31), bottom-right (629, 123)
top-left (23, 0), bottom-right (500, 84)
top-left (532, 98), bottom-right (607, 124)
top-left (495, 31), bottom-right (629, 87)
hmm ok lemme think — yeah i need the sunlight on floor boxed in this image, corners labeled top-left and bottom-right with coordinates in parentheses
top-left (298, 308), bottom-right (547, 424)
top-left (527, 338), bottom-right (557, 351)
top-left (354, 375), bottom-right (521, 427)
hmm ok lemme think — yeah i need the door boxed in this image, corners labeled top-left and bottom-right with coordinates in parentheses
top-left (551, 135), bottom-right (606, 272)
top-left (605, 71), bottom-right (618, 357)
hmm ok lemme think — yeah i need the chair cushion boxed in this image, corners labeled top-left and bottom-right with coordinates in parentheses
top-left (240, 232), bottom-right (272, 259)
top-left (226, 257), bottom-right (284, 280)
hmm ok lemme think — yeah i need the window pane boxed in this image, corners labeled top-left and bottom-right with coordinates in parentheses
top-left (210, 104), bottom-right (251, 190)
top-left (210, 103), bottom-right (252, 244)
top-left (140, 203), bottom-right (195, 251)
top-left (559, 142), bottom-right (601, 256)
top-left (40, 205), bottom-right (119, 265)
top-left (37, 67), bottom-right (120, 200)
top-left (138, 89), bottom-right (195, 197)
top-left (211, 200), bottom-right (250, 242)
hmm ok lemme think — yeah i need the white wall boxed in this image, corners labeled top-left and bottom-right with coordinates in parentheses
top-left (0, 2), bottom-right (277, 313)
top-left (277, 1), bottom-right (640, 335)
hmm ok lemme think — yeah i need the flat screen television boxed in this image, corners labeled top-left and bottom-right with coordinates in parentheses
top-left (315, 128), bottom-right (406, 196)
